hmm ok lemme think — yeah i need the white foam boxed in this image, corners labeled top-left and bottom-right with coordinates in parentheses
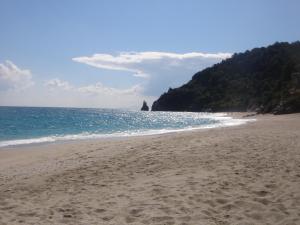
top-left (0, 114), bottom-right (255, 148)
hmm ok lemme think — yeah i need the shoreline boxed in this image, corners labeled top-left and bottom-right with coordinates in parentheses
top-left (0, 113), bottom-right (299, 225)
top-left (0, 112), bottom-right (255, 149)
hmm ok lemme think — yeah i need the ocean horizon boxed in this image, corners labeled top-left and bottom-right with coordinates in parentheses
top-left (0, 106), bottom-right (251, 147)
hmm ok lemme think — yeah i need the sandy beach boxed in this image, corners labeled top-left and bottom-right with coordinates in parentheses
top-left (0, 113), bottom-right (299, 225)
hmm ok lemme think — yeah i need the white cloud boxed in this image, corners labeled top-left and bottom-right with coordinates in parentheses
top-left (44, 78), bottom-right (142, 96)
top-left (72, 51), bottom-right (232, 95)
top-left (72, 51), bottom-right (231, 72)
top-left (45, 78), bottom-right (73, 90)
top-left (78, 82), bottom-right (142, 95)
top-left (0, 51), bottom-right (232, 109)
top-left (75, 82), bottom-right (152, 109)
top-left (20, 79), bottom-right (152, 109)
top-left (0, 60), bottom-right (34, 91)
top-left (1, 81), bottom-right (155, 109)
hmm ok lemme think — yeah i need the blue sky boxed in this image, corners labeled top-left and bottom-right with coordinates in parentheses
top-left (0, 0), bottom-right (299, 108)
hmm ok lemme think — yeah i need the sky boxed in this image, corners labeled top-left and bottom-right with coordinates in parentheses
top-left (0, 0), bottom-right (299, 109)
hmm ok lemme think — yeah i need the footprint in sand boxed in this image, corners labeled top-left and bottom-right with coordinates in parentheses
top-left (129, 208), bottom-right (143, 217)
top-left (215, 198), bottom-right (229, 204)
top-left (150, 216), bottom-right (174, 223)
top-left (253, 190), bottom-right (269, 197)
top-left (94, 208), bottom-right (106, 213)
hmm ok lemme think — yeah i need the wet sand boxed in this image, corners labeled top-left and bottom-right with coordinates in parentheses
top-left (0, 113), bottom-right (299, 225)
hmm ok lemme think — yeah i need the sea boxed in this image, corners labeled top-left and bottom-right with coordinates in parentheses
top-left (0, 106), bottom-right (251, 147)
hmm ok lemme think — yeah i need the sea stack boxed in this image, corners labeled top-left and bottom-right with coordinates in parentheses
top-left (141, 101), bottom-right (149, 111)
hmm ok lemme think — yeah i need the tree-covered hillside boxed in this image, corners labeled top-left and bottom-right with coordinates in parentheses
top-left (152, 42), bottom-right (300, 114)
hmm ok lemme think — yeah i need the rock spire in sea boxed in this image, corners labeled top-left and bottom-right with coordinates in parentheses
top-left (141, 101), bottom-right (149, 111)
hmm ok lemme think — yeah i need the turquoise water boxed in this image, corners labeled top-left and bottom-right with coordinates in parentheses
top-left (0, 106), bottom-right (247, 147)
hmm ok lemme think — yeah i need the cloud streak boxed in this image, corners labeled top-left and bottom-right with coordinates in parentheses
top-left (78, 82), bottom-right (142, 96)
top-left (72, 51), bottom-right (231, 78)
top-left (44, 78), bottom-right (143, 96)
top-left (72, 51), bottom-right (232, 95)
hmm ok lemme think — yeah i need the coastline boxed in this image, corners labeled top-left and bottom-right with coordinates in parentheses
top-left (0, 112), bottom-right (254, 148)
top-left (0, 113), bottom-right (299, 225)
